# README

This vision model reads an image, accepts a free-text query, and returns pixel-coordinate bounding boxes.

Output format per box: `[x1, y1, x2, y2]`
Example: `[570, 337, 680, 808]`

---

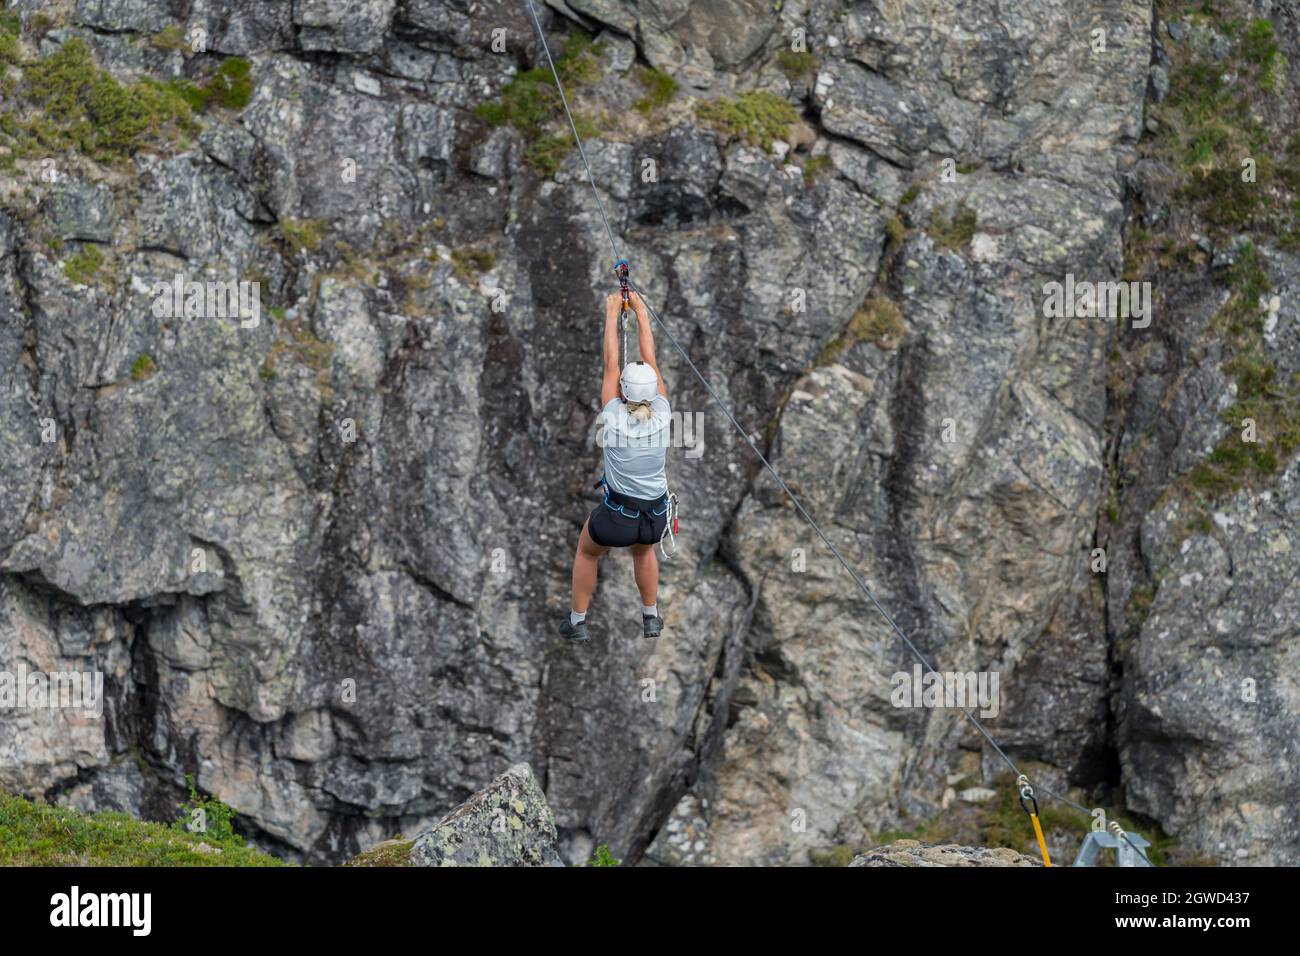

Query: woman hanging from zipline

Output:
[559, 288, 672, 645]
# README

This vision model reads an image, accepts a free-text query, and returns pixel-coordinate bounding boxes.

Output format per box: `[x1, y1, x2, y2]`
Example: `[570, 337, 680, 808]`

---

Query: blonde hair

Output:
[625, 399, 655, 423]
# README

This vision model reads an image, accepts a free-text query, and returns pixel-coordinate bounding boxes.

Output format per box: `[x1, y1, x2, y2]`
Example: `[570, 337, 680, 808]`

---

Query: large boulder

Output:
[409, 764, 563, 867]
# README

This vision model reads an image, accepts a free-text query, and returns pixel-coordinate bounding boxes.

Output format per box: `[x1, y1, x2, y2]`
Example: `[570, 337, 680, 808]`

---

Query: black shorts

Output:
[588, 487, 669, 548]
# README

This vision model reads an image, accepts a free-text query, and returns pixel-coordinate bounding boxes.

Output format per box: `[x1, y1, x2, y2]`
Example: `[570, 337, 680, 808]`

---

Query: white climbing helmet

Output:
[620, 361, 658, 403]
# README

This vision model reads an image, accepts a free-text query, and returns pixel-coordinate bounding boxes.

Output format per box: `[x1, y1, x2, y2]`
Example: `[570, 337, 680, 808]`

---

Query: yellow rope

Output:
[1029, 813, 1052, 867]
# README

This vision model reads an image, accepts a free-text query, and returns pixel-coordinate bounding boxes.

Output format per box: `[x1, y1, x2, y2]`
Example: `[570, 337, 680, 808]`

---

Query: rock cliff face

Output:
[0, 0, 1296, 865]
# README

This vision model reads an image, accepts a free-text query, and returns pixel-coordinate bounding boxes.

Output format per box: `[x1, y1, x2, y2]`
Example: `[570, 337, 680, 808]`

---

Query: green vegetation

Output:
[165, 58, 255, 113]
[1239, 17, 1284, 91]
[195, 57, 255, 110]
[586, 844, 621, 866]
[853, 297, 908, 349]
[30, 12, 58, 34]
[696, 91, 800, 150]
[1128, 583, 1156, 624]
[808, 844, 855, 867]
[62, 243, 105, 286]
[475, 32, 605, 175]
[884, 215, 907, 251]
[0, 14, 20, 65]
[0, 789, 284, 866]
[279, 217, 327, 253]
[802, 153, 831, 184]
[926, 202, 977, 250]
[1184, 244, 1300, 496]
[130, 353, 157, 381]
[807, 774, 1198, 866]
[343, 837, 414, 867]
[284, 321, 333, 371]
[899, 186, 920, 205]
[150, 25, 188, 53]
[1127, 5, 1300, 522]
[175, 774, 236, 843]
[451, 245, 496, 280]
[1167, 64, 1271, 228]
[817, 296, 907, 364]
[1154, 11, 1295, 236]
[11, 38, 196, 163]
[522, 112, 601, 177]
[1121, 227, 1200, 283]
[263, 318, 334, 387]
[777, 49, 818, 80]
[634, 66, 678, 114]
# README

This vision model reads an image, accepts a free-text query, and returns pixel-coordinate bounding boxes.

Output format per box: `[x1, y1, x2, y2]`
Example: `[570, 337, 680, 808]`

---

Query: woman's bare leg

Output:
[571, 519, 607, 614]
[630, 543, 658, 607]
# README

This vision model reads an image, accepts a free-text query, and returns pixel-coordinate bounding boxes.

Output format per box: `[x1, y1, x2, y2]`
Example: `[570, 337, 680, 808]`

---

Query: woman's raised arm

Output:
[630, 292, 667, 400]
[600, 293, 621, 406]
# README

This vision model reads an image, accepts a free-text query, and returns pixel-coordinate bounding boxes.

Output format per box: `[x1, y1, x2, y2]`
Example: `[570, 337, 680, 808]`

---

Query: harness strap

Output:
[595, 475, 670, 522]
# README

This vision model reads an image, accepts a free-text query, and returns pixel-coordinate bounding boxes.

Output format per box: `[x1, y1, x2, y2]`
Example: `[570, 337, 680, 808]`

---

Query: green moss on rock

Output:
[343, 838, 414, 867]
[62, 243, 105, 286]
[696, 91, 800, 150]
[474, 31, 604, 175]
[927, 203, 978, 250]
[14, 38, 195, 163]
[634, 66, 678, 113]
[131, 353, 157, 381]
[818, 295, 908, 364]
[279, 217, 328, 253]
[777, 49, 818, 79]
[451, 246, 496, 280]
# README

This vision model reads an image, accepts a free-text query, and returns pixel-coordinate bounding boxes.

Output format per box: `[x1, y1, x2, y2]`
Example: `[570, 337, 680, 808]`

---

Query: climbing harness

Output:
[1017, 775, 1052, 867]
[594, 475, 676, 556]
[594, 475, 664, 520]
[521, 0, 1152, 866]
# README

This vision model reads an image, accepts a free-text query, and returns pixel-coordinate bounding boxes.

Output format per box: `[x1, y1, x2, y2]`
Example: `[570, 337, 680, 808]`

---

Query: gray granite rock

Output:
[851, 840, 1041, 867]
[409, 763, 563, 866]
[0, 0, 1294, 870]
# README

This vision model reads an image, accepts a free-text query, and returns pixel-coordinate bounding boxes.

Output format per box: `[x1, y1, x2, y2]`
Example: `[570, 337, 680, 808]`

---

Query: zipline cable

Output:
[523, 0, 631, 365]
[522, 0, 621, 263]
[520, 0, 1152, 865]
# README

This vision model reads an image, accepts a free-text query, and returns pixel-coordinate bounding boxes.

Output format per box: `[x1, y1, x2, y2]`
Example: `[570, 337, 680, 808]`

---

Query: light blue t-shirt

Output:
[601, 395, 670, 500]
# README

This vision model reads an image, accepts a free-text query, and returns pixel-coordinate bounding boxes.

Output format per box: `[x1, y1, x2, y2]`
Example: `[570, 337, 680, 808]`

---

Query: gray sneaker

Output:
[642, 613, 663, 639]
[559, 617, 590, 644]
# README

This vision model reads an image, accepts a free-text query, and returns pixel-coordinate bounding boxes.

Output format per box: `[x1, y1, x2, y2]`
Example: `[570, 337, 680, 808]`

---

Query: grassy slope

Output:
[0, 792, 286, 866]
